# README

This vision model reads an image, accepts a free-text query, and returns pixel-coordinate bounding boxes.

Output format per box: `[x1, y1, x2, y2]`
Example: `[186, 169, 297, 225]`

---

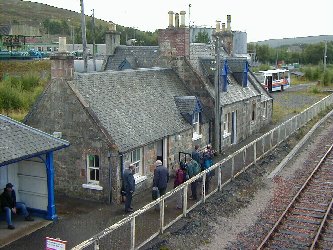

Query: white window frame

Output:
[130, 148, 142, 176]
[128, 148, 147, 184]
[263, 101, 268, 118]
[192, 112, 202, 140]
[86, 154, 100, 184]
[223, 112, 231, 137]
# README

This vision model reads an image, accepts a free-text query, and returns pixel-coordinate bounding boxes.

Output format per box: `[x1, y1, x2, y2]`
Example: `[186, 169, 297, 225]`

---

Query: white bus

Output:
[258, 69, 291, 92]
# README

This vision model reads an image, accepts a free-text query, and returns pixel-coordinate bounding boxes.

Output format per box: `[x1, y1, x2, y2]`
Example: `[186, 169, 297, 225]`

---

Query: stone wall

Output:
[25, 78, 120, 203]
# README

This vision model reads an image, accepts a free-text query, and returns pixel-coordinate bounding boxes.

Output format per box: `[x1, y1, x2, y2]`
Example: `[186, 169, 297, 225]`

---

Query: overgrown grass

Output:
[0, 73, 47, 121]
[301, 65, 333, 86]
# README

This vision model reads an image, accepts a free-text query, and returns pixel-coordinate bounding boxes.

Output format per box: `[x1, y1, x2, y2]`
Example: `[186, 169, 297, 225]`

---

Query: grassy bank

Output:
[0, 60, 50, 121]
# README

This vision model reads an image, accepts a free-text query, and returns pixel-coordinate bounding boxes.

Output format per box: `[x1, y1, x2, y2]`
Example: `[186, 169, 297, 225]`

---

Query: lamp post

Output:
[91, 9, 96, 71]
[67, 19, 75, 52]
[213, 33, 221, 153]
[71, 24, 75, 52]
[80, 0, 88, 72]
[324, 40, 327, 72]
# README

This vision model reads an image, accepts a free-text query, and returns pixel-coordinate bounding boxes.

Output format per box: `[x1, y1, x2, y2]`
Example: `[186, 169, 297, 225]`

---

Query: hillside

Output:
[256, 35, 333, 48]
[0, 0, 158, 45]
[0, 0, 108, 29]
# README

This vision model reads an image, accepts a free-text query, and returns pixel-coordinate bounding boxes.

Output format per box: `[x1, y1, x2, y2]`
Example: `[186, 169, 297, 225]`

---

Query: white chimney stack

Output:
[227, 15, 231, 31]
[175, 13, 179, 28]
[109, 22, 116, 31]
[58, 37, 67, 52]
[216, 20, 221, 32]
[180, 11, 186, 27]
[168, 11, 174, 27]
[222, 23, 226, 32]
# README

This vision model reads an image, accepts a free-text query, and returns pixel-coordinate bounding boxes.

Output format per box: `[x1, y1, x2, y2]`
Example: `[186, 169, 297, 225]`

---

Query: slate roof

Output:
[0, 115, 70, 167]
[174, 96, 202, 115]
[105, 46, 160, 70]
[72, 68, 193, 153]
[200, 57, 272, 105]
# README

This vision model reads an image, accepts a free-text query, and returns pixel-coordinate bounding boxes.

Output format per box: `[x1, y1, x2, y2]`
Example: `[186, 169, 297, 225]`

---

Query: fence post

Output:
[160, 199, 165, 233]
[231, 157, 235, 179]
[183, 185, 188, 217]
[218, 165, 222, 191]
[262, 137, 265, 154]
[254, 142, 257, 164]
[94, 239, 100, 250]
[243, 149, 246, 170]
[202, 173, 206, 202]
[270, 132, 273, 148]
[130, 217, 136, 250]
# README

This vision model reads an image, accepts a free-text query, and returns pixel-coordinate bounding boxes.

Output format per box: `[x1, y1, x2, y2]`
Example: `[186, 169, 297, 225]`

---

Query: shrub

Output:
[0, 85, 23, 111]
[21, 74, 41, 91]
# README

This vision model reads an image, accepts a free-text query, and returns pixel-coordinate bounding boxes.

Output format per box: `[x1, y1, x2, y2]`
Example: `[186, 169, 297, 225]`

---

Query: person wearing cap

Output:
[123, 162, 136, 213]
[0, 183, 34, 230]
[152, 160, 169, 198]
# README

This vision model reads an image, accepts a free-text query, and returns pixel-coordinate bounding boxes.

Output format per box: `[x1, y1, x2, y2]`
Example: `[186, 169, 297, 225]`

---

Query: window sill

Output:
[134, 175, 147, 184]
[192, 134, 202, 141]
[82, 183, 103, 191]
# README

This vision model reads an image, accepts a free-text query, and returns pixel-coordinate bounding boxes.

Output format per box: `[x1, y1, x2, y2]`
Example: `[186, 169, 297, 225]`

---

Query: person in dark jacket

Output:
[186, 157, 201, 200]
[0, 183, 34, 230]
[153, 160, 169, 198]
[191, 144, 202, 166]
[202, 144, 215, 193]
[123, 162, 136, 213]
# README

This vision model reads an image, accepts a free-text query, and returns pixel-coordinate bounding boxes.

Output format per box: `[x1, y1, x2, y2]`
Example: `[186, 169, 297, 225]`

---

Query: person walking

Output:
[123, 161, 135, 213]
[186, 157, 201, 200]
[173, 163, 186, 209]
[153, 160, 169, 198]
[0, 183, 34, 230]
[191, 144, 202, 166]
[202, 144, 215, 193]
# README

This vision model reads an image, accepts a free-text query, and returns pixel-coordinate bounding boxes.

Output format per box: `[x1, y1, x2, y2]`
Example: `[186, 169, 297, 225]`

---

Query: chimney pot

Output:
[215, 20, 221, 32]
[175, 13, 180, 28]
[227, 15, 231, 31]
[222, 23, 226, 32]
[180, 11, 186, 27]
[168, 11, 174, 28]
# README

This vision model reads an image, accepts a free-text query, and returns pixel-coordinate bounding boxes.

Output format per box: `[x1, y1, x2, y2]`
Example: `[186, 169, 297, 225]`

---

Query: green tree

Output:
[194, 31, 210, 44]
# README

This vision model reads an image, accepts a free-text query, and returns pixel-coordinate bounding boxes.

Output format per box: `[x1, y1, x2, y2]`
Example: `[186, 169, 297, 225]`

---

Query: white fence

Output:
[72, 94, 333, 250]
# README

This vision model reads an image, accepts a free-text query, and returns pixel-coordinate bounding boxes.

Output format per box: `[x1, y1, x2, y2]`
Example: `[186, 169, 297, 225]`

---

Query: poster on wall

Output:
[45, 237, 67, 250]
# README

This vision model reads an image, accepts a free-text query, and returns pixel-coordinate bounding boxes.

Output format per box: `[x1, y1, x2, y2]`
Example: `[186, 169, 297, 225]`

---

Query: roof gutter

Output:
[0, 144, 69, 167]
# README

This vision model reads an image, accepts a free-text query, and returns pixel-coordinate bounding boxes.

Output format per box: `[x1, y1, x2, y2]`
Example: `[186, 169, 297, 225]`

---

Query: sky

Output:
[25, 0, 333, 42]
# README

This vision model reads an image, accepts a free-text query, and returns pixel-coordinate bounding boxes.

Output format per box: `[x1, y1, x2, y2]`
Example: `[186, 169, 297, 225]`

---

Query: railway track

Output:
[257, 143, 333, 249]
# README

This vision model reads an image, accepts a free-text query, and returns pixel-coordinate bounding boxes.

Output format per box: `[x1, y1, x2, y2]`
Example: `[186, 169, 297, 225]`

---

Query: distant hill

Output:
[0, 0, 159, 45]
[0, 0, 109, 30]
[255, 35, 333, 48]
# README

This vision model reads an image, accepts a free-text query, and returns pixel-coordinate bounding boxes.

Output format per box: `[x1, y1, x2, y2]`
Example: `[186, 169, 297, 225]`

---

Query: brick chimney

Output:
[158, 11, 190, 58]
[50, 37, 74, 80]
[105, 22, 120, 55]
